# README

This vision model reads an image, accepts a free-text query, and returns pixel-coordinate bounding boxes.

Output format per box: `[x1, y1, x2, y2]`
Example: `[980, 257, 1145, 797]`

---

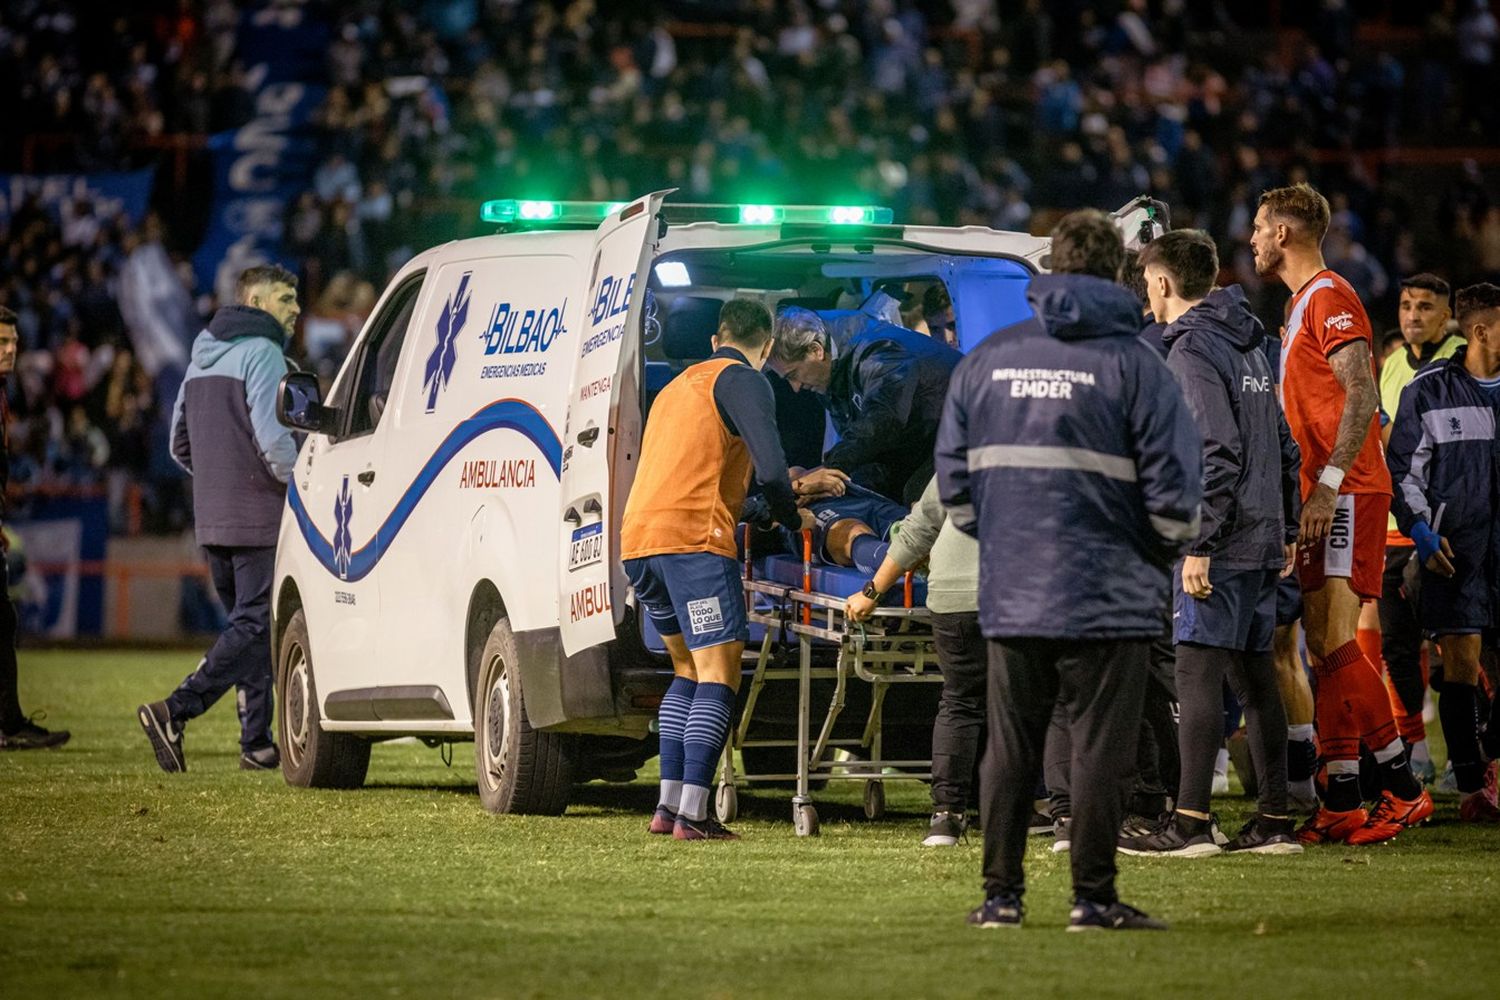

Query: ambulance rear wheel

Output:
[277, 609, 370, 789]
[474, 618, 575, 815]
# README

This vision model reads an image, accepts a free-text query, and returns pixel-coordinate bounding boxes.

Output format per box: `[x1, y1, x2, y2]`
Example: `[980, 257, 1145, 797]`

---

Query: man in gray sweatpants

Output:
[137, 264, 301, 773]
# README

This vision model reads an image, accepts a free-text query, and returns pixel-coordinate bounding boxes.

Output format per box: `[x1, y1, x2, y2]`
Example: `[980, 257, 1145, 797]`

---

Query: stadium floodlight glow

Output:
[737, 204, 784, 225]
[480, 199, 627, 224]
[654, 261, 692, 287]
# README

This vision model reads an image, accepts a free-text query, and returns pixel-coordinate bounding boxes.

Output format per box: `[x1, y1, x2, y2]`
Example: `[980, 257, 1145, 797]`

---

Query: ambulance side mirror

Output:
[277, 371, 337, 435]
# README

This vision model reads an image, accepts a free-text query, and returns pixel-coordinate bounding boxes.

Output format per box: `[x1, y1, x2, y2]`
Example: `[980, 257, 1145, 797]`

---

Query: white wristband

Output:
[1317, 466, 1345, 491]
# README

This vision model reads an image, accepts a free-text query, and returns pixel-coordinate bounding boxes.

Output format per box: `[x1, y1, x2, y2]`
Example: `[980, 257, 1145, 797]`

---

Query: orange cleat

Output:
[1345, 790, 1434, 845]
[1296, 807, 1368, 845]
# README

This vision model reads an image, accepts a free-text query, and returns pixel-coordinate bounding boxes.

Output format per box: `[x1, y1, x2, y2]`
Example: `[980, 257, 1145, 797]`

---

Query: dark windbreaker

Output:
[935, 273, 1203, 641]
[1163, 285, 1299, 569]
[1386, 347, 1500, 608]
[825, 320, 962, 502]
[170, 305, 296, 548]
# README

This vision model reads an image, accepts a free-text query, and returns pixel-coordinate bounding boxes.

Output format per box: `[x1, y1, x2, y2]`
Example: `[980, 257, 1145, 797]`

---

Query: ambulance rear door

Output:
[557, 192, 668, 656]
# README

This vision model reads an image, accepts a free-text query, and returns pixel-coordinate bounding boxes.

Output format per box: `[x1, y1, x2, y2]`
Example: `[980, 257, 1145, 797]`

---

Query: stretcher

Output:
[714, 527, 943, 837]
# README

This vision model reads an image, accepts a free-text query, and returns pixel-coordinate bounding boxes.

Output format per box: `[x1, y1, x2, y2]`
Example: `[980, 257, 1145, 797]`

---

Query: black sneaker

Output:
[136, 701, 185, 773]
[1119, 812, 1162, 839]
[1224, 815, 1304, 855]
[922, 810, 967, 847]
[1117, 814, 1222, 858]
[0, 717, 70, 750]
[239, 744, 280, 771]
[1068, 899, 1169, 931]
[966, 893, 1023, 929]
[1051, 815, 1071, 853]
[1027, 810, 1054, 836]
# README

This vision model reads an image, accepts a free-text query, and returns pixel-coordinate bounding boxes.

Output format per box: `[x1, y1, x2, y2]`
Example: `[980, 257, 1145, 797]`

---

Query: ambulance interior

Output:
[630, 244, 1037, 638]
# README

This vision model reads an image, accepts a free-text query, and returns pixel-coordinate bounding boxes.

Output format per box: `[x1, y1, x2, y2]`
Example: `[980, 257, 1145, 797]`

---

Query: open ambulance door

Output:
[557, 191, 669, 656]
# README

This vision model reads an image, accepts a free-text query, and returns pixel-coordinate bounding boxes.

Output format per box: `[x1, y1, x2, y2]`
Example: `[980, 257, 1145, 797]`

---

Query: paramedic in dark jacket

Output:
[1386, 282, 1500, 823]
[769, 307, 961, 503]
[1117, 231, 1303, 859]
[136, 264, 301, 773]
[936, 210, 1202, 932]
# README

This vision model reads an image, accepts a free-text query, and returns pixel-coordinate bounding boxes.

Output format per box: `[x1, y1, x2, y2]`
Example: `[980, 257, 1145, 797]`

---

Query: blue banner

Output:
[193, 2, 329, 300]
[0, 169, 155, 225]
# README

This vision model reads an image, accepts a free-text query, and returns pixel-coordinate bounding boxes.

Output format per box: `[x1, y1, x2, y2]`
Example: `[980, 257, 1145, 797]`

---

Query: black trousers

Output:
[1175, 643, 1288, 817]
[1378, 546, 1424, 722]
[928, 611, 986, 813]
[981, 637, 1149, 905]
[0, 561, 24, 732]
[164, 545, 275, 752]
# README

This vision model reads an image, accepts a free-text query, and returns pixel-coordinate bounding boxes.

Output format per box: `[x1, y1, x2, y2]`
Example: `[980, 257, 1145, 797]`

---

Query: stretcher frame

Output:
[715, 529, 943, 836]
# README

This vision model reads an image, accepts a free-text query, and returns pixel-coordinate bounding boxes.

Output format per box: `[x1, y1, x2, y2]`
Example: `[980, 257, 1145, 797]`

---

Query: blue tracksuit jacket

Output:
[935, 273, 1203, 640]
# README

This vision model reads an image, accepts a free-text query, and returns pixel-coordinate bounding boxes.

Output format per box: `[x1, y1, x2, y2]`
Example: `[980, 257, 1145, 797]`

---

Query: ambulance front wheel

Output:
[474, 618, 576, 815]
[277, 608, 370, 789]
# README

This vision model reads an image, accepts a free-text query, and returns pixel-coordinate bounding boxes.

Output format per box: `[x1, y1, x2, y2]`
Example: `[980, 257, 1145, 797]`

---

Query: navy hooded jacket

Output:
[1163, 286, 1300, 570]
[170, 305, 297, 548]
[825, 320, 962, 502]
[935, 273, 1203, 641]
[1386, 346, 1500, 599]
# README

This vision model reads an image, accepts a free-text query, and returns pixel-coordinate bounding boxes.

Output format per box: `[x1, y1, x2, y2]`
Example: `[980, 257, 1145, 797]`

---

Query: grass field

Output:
[3, 651, 1497, 999]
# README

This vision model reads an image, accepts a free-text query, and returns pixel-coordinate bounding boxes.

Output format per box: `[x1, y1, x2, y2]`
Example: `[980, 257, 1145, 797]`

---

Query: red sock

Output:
[1318, 640, 1401, 755]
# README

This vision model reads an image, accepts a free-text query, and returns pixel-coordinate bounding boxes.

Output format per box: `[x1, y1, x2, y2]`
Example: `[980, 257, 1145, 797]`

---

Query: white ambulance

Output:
[272, 193, 1165, 814]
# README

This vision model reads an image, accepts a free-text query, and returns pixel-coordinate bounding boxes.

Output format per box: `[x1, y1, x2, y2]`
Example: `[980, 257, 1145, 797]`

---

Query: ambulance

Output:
[272, 192, 1166, 814]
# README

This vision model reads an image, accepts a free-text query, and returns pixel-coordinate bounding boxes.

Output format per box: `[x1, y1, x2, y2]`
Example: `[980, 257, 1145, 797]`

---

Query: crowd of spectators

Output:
[3, 0, 1500, 535]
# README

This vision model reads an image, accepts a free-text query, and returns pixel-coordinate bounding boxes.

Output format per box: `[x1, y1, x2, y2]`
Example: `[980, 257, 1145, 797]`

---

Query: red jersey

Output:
[1278, 269, 1392, 500]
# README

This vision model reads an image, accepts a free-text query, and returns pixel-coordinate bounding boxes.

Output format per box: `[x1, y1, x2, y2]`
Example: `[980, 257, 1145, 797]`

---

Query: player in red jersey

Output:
[1250, 184, 1434, 845]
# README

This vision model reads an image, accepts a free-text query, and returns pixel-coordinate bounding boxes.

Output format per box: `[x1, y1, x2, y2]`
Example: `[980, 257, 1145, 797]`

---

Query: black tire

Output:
[277, 608, 371, 789]
[473, 617, 576, 815]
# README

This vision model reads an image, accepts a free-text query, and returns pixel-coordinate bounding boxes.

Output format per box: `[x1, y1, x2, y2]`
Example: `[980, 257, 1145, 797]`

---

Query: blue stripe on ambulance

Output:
[287, 398, 563, 581]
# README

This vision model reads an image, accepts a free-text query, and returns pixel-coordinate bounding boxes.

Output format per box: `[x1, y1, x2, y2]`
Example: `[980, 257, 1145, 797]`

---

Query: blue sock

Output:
[849, 534, 889, 575]
[657, 676, 696, 811]
[680, 681, 737, 821]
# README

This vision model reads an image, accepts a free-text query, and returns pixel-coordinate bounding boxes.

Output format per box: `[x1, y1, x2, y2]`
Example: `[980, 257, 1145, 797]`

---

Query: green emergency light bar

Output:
[480, 199, 627, 224]
[479, 199, 894, 227]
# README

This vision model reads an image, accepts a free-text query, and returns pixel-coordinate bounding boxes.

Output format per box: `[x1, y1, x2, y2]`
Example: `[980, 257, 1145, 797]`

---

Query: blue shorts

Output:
[1275, 572, 1301, 628]
[1174, 565, 1279, 653]
[624, 552, 748, 651]
[808, 484, 908, 555]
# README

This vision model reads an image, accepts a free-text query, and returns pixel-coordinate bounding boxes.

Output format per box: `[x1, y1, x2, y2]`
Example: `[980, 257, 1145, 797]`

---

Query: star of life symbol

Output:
[424, 271, 472, 412]
[333, 475, 354, 580]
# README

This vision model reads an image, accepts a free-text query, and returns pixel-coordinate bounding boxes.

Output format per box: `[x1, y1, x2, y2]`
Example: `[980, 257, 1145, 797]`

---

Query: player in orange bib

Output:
[1249, 183, 1434, 845]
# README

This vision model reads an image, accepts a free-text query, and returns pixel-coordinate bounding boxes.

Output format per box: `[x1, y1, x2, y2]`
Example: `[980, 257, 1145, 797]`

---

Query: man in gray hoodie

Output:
[137, 264, 300, 773]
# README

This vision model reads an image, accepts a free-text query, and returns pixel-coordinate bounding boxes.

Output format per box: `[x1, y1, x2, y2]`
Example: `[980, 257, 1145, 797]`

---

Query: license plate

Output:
[568, 522, 604, 571]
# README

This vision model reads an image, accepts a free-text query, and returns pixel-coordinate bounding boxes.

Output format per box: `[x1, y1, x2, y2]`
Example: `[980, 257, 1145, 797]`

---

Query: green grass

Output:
[3, 652, 1497, 999]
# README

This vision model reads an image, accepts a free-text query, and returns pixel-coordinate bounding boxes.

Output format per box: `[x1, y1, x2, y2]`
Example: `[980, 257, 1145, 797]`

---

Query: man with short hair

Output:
[137, 264, 301, 773]
[1250, 183, 1433, 844]
[939, 209, 1202, 930]
[1375, 274, 1463, 782]
[0, 305, 70, 750]
[769, 304, 961, 504]
[622, 299, 814, 840]
[1118, 229, 1302, 857]
[1386, 282, 1500, 823]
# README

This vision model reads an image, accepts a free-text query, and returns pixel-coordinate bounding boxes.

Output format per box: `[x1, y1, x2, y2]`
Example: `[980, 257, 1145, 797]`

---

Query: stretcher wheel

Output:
[863, 779, 886, 820]
[793, 801, 820, 837]
[716, 781, 738, 824]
